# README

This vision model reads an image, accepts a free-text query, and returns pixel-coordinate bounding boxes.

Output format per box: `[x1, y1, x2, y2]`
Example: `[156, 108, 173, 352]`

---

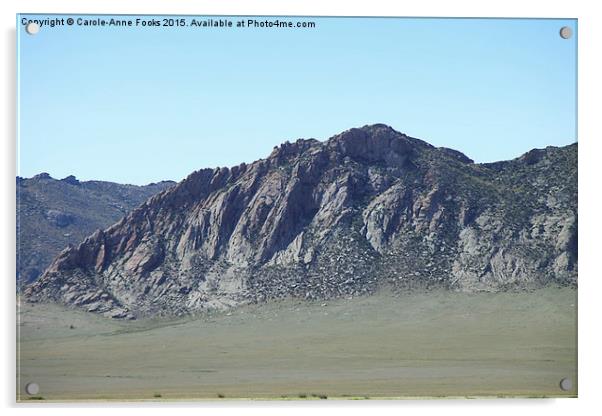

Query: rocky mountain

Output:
[17, 174, 175, 287]
[24, 125, 577, 319]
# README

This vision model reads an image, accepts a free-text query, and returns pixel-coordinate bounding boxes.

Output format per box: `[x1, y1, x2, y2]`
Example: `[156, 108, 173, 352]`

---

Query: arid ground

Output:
[17, 287, 577, 401]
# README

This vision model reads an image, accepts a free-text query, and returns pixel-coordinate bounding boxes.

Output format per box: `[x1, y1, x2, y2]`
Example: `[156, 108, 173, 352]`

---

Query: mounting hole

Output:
[559, 26, 572, 39]
[25, 382, 40, 395]
[25, 22, 40, 35]
[559, 378, 573, 391]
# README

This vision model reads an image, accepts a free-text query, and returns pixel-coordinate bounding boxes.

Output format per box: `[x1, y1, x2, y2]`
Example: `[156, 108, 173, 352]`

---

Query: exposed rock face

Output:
[16, 175, 175, 286]
[24, 125, 577, 318]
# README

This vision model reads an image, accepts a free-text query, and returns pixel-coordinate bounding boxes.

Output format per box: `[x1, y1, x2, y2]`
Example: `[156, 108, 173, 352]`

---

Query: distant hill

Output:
[24, 125, 577, 319]
[17, 173, 175, 287]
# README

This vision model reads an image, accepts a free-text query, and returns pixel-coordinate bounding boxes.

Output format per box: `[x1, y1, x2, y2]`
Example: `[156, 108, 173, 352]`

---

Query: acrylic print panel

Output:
[16, 14, 577, 401]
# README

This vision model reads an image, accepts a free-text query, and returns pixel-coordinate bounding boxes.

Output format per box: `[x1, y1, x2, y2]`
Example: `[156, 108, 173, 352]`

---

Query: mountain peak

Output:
[24, 126, 577, 319]
[60, 175, 81, 186]
[32, 172, 53, 180]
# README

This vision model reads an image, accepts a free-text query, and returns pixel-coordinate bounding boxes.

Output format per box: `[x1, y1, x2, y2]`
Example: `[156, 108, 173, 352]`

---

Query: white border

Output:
[2, 1, 601, 415]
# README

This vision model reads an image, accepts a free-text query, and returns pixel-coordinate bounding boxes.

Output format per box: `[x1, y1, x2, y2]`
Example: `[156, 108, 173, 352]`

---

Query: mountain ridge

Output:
[16, 174, 175, 287]
[24, 124, 577, 319]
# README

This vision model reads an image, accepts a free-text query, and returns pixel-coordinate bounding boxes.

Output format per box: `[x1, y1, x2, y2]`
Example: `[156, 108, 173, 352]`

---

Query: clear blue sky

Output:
[18, 15, 577, 185]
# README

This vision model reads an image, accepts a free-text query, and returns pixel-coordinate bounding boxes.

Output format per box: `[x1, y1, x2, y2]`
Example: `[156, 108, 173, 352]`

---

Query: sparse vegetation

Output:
[18, 288, 576, 400]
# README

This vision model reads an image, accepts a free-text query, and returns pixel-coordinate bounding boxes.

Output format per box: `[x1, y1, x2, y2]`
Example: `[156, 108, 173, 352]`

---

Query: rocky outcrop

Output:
[16, 174, 175, 286]
[45, 210, 74, 228]
[24, 125, 577, 318]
